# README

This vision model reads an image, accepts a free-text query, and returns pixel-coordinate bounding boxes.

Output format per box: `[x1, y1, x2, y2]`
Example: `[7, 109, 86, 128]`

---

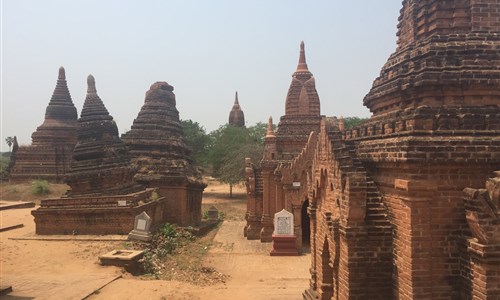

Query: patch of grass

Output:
[0, 155, 10, 180]
[31, 180, 51, 195]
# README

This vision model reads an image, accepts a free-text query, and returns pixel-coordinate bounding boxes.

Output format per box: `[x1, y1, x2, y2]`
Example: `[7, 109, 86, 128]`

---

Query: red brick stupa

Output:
[122, 81, 206, 226]
[9, 67, 78, 182]
[32, 75, 169, 235]
[64, 75, 141, 196]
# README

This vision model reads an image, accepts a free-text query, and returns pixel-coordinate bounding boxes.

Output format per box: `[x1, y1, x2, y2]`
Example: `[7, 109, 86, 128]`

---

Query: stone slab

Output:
[99, 250, 144, 267]
[1, 274, 121, 300]
[0, 201, 35, 211]
[0, 224, 23, 232]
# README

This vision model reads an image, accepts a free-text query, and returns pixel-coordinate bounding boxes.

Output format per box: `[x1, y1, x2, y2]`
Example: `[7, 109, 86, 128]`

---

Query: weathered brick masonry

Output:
[122, 81, 206, 226]
[10, 67, 78, 183]
[32, 75, 168, 234]
[301, 0, 500, 299]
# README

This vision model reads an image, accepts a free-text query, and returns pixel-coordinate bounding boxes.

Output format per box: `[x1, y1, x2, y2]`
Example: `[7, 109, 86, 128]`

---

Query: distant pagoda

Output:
[10, 67, 78, 183]
[228, 91, 245, 127]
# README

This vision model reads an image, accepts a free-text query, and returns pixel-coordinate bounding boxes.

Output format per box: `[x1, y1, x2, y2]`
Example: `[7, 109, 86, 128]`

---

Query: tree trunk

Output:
[229, 184, 233, 198]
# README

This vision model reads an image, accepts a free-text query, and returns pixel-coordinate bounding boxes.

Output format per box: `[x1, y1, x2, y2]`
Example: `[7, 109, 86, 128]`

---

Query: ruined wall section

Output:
[463, 171, 500, 299]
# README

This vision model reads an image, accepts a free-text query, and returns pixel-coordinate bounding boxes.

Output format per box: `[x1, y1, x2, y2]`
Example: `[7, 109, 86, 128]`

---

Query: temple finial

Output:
[87, 75, 97, 94]
[58, 67, 66, 80]
[266, 116, 275, 137]
[339, 115, 345, 131]
[296, 41, 308, 72]
[235, 91, 239, 104]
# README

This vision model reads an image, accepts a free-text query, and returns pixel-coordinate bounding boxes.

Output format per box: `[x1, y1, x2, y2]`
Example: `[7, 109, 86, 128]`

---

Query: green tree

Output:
[343, 117, 369, 129]
[5, 136, 14, 152]
[180, 120, 211, 168]
[208, 124, 265, 197]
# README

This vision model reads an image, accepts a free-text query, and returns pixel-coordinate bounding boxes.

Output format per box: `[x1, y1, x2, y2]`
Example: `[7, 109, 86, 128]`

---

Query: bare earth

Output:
[0, 180, 309, 300]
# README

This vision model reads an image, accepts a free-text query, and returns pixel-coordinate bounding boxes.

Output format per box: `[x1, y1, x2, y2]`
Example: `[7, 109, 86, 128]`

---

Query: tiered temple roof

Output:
[9, 67, 78, 182]
[65, 75, 140, 196]
[122, 81, 203, 184]
[273, 42, 322, 159]
[364, 0, 500, 115]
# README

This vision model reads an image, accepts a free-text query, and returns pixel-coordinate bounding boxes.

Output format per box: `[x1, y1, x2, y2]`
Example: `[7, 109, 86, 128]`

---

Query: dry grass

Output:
[0, 181, 69, 204]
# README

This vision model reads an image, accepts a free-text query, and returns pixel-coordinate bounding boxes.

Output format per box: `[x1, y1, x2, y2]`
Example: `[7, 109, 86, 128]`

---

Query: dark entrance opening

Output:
[301, 199, 311, 246]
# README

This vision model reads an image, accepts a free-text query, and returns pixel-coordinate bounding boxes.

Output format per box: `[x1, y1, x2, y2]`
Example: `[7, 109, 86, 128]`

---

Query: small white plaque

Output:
[137, 219, 147, 231]
[292, 182, 301, 187]
[277, 216, 291, 235]
[273, 209, 294, 236]
[118, 200, 127, 206]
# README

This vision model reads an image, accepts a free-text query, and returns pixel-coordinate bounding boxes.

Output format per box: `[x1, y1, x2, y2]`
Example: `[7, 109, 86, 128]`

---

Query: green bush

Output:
[31, 180, 51, 195]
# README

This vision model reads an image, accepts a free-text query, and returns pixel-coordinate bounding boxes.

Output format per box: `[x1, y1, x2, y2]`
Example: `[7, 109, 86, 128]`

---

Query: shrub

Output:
[31, 180, 51, 195]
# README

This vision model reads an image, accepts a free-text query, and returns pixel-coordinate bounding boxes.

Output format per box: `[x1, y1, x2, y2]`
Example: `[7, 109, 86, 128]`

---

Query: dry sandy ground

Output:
[0, 181, 310, 300]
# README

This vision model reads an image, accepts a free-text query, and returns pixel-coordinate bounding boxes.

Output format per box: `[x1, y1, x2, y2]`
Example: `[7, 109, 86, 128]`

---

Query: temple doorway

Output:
[301, 199, 311, 248]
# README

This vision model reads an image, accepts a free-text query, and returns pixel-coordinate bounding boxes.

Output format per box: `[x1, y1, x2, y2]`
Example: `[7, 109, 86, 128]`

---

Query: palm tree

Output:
[5, 137, 14, 152]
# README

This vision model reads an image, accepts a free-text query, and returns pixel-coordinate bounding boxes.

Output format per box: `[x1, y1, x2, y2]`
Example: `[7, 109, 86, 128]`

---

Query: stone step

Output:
[365, 213, 388, 219]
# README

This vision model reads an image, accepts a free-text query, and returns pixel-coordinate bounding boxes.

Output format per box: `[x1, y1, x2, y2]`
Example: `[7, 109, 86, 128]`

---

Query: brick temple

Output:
[245, 1, 500, 299]
[121, 81, 206, 226]
[32, 75, 169, 235]
[228, 91, 245, 127]
[244, 41, 322, 244]
[9, 67, 78, 183]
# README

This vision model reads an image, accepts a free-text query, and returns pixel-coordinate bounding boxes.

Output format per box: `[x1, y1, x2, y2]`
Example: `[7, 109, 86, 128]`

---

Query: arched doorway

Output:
[301, 199, 311, 248]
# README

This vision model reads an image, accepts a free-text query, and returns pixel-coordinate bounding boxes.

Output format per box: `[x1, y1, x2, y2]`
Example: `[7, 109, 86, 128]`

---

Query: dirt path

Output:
[91, 220, 310, 300]
[0, 181, 310, 299]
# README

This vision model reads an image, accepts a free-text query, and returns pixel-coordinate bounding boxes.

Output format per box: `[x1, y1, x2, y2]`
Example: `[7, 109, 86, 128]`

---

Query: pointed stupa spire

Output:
[58, 66, 66, 80]
[296, 41, 309, 72]
[80, 74, 111, 120]
[47, 66, 75, 107]
[232, 91, 241, 109]
[87, 74, 97, 94]
[266, 116, 275, 137]
[40, 66, 78, 124]
[285, 42, 320, 116]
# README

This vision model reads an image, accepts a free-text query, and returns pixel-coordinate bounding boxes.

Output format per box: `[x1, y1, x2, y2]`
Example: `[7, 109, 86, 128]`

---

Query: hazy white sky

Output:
[1, 0, 402, 147]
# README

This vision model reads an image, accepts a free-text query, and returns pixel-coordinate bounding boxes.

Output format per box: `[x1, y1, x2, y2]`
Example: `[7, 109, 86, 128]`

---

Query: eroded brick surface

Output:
[121, 81, 206, 226]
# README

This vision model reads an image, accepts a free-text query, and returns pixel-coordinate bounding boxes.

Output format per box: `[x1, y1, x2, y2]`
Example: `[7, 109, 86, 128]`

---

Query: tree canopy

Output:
[180, 120, 211, 168]
[180, 120, 268, 196]
[5, 137, 14, 152]
[207, 124, 265, 193]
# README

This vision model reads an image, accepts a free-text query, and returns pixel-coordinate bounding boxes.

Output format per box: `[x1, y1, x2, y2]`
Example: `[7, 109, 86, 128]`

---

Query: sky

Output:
[1, 0, 402, 148]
